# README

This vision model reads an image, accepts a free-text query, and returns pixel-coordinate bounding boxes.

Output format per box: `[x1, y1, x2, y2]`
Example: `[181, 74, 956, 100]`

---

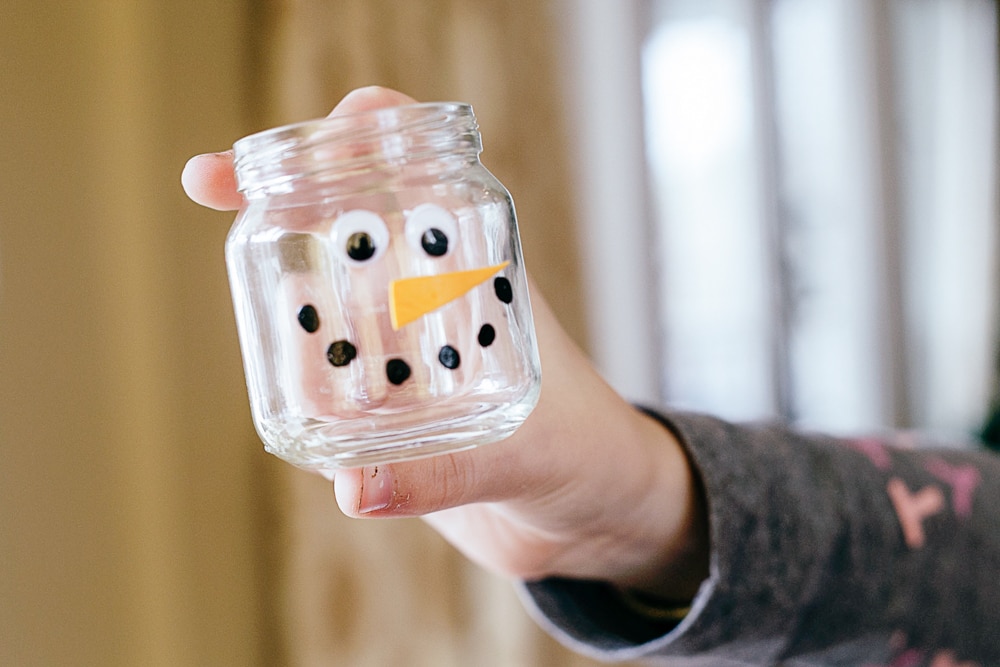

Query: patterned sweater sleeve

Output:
[518, 410, 1000, 666]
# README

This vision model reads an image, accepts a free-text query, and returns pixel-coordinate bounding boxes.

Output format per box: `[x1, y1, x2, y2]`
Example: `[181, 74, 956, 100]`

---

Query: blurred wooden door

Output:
[0, 1, 280, 664]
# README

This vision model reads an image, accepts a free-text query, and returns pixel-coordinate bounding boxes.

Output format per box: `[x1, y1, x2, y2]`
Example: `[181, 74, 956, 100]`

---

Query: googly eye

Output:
[331, 210, 390, 265]
[405, 204, 458, 258]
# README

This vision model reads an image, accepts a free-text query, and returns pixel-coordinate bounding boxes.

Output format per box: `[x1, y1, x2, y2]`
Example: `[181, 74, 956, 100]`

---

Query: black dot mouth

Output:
[327, 340, 357, 367]
[477, 324, 496, 347]
[320, 320, 500, 386]
[386, 358, 412, 385]
[298, 304, 321, 333]
[494, 277, 513, 304]
[438, 345, 460, 369]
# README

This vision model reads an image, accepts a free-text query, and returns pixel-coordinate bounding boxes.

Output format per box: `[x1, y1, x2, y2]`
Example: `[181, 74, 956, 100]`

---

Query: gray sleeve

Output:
[518, 410, 1000, 666]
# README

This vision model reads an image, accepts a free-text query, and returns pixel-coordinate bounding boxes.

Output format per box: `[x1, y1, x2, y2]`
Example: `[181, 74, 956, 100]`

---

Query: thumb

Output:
[330, 285, 620, 519]
[332, 436, 551, 517]
[181, 150, 242, 211]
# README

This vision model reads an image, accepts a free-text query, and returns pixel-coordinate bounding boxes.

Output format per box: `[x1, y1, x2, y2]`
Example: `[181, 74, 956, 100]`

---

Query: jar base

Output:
[256, 398, 537, 471]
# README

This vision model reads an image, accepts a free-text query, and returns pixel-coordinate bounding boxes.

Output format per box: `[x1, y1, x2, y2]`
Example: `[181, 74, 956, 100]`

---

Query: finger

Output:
[182, 87, 419, 211]
[327, 85, 419, 116]
[180, 150, 243, 211]
[333, 435, 552, 518]
[331, 285, 633, 518]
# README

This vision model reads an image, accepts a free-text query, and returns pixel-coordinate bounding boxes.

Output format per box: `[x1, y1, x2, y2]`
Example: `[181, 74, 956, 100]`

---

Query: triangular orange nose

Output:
[389, 261, 509, 330]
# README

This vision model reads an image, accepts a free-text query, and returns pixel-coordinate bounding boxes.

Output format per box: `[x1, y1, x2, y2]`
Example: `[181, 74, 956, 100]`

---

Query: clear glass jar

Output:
[226, 103, 541, 472]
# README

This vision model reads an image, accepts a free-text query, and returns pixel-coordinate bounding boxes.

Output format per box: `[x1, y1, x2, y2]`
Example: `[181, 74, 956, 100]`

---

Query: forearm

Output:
[522, 410, 1000, 664]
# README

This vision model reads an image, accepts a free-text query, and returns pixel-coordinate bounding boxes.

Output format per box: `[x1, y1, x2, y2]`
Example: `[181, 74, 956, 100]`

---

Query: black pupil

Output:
[420, 228, 449, 256]
[347, 232, 376, 261]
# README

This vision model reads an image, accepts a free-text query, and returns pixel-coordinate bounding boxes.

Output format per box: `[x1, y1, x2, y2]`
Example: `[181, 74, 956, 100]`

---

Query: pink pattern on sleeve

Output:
[867, 645, 981, 667]
[925, 457, 981, 519]
[847, 438, 894, 470]
[929, 649, 980, 666]
[886, 478, 946, 549]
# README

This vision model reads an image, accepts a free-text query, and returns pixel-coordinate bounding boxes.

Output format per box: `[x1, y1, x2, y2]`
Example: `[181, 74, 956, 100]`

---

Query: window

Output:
[561, 0, 999, 436]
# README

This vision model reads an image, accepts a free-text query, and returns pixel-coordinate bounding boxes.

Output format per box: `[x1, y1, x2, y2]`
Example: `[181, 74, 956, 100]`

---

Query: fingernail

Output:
[358, 465, 393, 514]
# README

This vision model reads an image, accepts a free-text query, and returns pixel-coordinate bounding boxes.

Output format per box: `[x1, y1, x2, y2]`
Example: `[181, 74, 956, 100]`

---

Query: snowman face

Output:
[279, 202, 524, 419]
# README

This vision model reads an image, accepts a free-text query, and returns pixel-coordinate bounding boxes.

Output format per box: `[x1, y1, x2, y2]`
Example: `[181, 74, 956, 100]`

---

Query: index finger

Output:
[180, 86, 420, 211]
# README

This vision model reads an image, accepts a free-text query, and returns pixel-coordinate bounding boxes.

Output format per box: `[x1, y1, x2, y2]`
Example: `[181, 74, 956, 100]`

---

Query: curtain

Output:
[260, 1, 617, 665]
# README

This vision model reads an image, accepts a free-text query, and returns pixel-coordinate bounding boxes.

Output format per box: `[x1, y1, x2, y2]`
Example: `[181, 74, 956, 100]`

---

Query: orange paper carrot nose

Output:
[389, 261, 509, 330]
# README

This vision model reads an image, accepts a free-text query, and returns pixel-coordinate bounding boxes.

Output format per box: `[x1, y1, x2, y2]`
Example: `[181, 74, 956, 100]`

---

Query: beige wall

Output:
[0, 2, 622, 665]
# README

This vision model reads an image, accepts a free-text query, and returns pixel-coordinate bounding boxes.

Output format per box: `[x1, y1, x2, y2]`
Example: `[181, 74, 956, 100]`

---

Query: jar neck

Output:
[233, 103, 482, 198]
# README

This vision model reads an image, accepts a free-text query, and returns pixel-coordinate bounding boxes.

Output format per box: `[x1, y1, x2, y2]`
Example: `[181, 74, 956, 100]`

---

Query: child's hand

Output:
[182, 85, 708, 601]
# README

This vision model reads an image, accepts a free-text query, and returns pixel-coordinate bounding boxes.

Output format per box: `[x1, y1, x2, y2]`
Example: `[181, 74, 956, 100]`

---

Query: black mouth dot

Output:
[298, 305, 320, 333]
[327, 340, 357, 367]
[478, 324, 496, 347]
[438, 345, 461, 370]
[494, 277, 513, 304]
[386, 358, 412, 385]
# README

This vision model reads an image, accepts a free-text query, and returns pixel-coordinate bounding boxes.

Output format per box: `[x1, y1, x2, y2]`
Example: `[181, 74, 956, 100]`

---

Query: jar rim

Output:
[233, 101, 474, 158]
[232, 102, 480, 195]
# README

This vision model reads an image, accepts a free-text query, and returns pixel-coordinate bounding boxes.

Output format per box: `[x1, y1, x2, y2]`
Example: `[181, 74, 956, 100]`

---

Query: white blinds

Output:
[562, 0, 998, 436]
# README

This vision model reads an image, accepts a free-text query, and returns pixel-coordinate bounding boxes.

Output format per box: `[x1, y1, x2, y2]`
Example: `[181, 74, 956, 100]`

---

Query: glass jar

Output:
[226, 103, 541, 472]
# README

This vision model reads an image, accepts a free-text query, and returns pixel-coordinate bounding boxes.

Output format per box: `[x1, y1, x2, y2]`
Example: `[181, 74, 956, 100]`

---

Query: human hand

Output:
[182, 86, 708, 601]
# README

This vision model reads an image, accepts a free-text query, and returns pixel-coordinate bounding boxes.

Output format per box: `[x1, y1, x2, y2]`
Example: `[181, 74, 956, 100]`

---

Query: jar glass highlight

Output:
[226, 103, 541, 472]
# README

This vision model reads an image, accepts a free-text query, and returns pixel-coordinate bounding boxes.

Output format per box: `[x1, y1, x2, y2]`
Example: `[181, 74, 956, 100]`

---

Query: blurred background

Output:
[1, 1, 996, 665]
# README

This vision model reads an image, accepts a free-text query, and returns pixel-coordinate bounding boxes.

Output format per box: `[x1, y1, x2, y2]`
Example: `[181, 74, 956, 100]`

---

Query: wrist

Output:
[611, 407, 709, 602]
